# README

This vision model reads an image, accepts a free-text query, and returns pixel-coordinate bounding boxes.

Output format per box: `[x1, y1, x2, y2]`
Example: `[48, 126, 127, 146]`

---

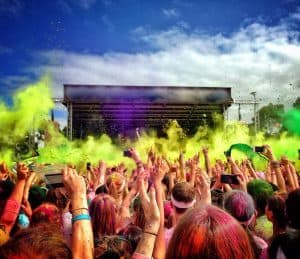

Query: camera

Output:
[224, 150, 231, 157]
[123, 150, 131, 157]
[44, 173, 64, 189]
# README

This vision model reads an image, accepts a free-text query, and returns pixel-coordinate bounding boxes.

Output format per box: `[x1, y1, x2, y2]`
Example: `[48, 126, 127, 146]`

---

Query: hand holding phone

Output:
[254, 146, 265, 153]
[44, 173, 64, 188]
[220, 174, 239, 185]
[123, 150, 132, 157]
[86, 162, 91, 171]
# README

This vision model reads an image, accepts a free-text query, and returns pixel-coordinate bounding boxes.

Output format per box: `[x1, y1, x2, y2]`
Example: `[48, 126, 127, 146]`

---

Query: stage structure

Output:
[63, 85, 233, 140]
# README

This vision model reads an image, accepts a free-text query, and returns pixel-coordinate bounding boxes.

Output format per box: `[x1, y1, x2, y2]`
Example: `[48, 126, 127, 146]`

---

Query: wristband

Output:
[72, 208, 89, 216]
[72, 214, 91, 224]
[271, 161, 280, 168]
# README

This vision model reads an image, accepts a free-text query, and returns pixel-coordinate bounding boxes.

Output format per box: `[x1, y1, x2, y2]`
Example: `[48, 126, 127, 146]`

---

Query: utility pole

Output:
[250, 92, 257, 134]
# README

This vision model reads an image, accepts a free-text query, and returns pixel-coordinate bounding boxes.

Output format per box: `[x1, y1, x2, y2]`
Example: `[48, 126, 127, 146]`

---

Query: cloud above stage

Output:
[33, 9, 300, 120]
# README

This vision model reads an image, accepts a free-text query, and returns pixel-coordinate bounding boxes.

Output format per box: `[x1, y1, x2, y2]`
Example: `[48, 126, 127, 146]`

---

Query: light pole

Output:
[250, 92, 257, 134]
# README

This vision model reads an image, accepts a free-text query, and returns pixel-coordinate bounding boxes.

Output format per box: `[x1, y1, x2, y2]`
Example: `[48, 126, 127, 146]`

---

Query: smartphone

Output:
[86, 162, 91, 171]
[44, 173, 64, 188]
[28, 163, 35, 172]
[224, 150, 231, 157]
[123, 150, 131, 157]
[254, 146, 264, 153]
[220, 174, 239, 185]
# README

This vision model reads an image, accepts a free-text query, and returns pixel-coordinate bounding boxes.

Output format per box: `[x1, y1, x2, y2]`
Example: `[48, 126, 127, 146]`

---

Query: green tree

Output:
[258, 103, 284, 134]
[293, 97, 300, 109]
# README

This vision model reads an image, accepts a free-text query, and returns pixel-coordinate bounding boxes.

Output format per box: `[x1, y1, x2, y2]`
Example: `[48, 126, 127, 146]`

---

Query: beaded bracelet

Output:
[72, 214, 91, 224]
[72, 207, 88, 213]
[143, 231, 157, 237]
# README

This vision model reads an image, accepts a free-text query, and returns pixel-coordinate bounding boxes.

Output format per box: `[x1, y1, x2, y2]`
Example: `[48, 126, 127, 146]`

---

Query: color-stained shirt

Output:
[255, 215, 273, 242]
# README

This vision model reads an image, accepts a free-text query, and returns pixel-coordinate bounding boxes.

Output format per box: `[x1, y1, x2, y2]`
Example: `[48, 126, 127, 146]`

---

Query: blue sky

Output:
[0, 0, 300, 125]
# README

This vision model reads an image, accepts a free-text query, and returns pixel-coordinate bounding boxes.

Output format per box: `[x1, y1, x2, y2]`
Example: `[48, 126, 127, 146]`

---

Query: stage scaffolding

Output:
[63, 85, 233, 140]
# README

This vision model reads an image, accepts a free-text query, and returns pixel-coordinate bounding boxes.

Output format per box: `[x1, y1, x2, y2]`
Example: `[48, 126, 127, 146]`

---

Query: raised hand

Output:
[0, 161, 9, 181]
[62, 167, 86, 198]
[17, 162, 29, 180]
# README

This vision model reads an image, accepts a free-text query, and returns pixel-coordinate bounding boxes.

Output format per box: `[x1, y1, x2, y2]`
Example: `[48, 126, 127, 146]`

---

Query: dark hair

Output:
[0, 224, 71, 259]
[286, 188, 300, 230]
[133, 197, 146, 229]
[95, 184, 108, 195]
[45, 187, 69, 210]
[0, 178, 14, 201]
[166, 205, 255, 259]
[95, 235, 132, 259]
[211, 189, 225, 208]
[28, 186, 47, 210]
[119, 225, 143, 251]
[247, 179, 273, 216]
[267, 194, 287, 234]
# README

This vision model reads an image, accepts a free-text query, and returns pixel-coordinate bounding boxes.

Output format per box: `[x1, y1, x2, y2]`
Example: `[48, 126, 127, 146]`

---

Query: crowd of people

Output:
[0, 144, 299, 258]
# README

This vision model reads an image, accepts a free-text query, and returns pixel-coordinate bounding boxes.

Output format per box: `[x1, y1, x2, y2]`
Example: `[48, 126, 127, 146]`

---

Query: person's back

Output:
[269, 188, 300, 259]
[224, 190, 268, 259]
[247, 179, 274, 241]
[165, 182, 195, 247]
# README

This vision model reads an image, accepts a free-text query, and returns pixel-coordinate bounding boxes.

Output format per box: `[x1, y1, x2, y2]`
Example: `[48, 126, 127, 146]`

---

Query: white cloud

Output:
[290, 6, 300, 20]
[29, 10, 300, 123]
[162, 8, 180, 18]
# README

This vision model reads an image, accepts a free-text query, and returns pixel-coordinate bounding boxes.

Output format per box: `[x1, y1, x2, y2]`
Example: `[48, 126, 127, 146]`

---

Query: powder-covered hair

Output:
[223, 190, 255, 223]
[166, 205, 255, 259]
[31, 202, 62, 227]
[247, 179, 274, 216]
[89, 194, 118, 239]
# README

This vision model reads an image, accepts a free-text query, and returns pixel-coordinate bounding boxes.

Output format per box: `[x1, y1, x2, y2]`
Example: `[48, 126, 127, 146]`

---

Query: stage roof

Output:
[63, 85, 233, 138]
[64, 85, 233, 105]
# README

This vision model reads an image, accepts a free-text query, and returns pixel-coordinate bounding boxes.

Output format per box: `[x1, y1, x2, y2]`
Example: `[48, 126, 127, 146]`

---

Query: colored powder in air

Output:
[282, 108, 300, 135]
[0, 78, 300, 172]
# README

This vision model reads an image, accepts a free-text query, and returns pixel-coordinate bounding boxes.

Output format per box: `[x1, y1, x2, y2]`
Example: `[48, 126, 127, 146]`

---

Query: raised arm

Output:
[245, 159, 258, 179]
[178, 151, 186, 182]
[202, 147, 212, 178]
[133, 169, 160, 259]
[62, 167, 94, 259]
[151, 159, 166, 259]
[0, 162, 28, 235]
[263, 145, 286, 192]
